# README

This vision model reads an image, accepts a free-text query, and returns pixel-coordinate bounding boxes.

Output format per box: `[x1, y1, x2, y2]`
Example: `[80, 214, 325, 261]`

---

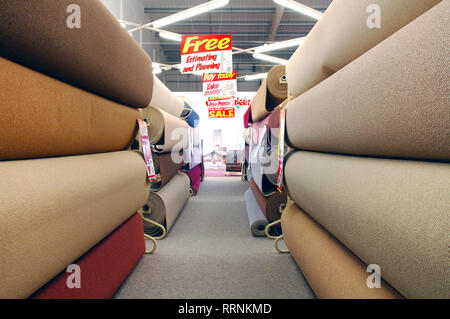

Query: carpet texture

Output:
[115, 177, 314, 299]
[150, 76, 185, 117]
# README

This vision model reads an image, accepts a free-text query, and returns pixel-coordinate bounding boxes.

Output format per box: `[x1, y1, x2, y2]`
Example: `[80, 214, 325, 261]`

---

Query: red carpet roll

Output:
[185, 165, 203, 186]
[250, 178, 286, 223]
[191, 176, 202, 196]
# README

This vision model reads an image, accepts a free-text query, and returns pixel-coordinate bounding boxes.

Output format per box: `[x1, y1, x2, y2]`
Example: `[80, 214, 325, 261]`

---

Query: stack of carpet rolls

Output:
[243, 65, 288, 237]
[0, 0, 153, 299]
[225, 150, 244, 173]
[139, 79, 202, 236]
[242, 127, 252, 181]
[281, 0, 449, 299]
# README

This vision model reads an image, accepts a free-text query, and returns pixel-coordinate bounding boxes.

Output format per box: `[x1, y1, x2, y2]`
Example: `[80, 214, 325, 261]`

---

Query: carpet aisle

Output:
[115, 177, 315, 299]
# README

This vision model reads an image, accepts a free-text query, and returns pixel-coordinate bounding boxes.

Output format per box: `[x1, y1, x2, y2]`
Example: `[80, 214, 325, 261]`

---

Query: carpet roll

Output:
[143, 172, 190, 236]
[282, 203, 400, 299]
[249, 179, 286, 223]
[286, 0, 442, 98]
[251, 65, 287, 122]
[251, 116, 270, 146]
[284, 151, 450, 299]
[0, 151, 150, 299]
[244, 189, 269, 237]
[32, 213, 145, 299]
[186, 165, 203, 186]
[181, 102, 200, 128]
[142, 106, 189, 153]
[243, 106, 252, 128]
[150, 76, 185, 117]
[286, 2, 449, 162]
[191, 176, 201, 196]
[0, 0, 153, 108]
[151, 151, 184, 191]
[0, 57, 139, 161]
[243, 128, 252, 145]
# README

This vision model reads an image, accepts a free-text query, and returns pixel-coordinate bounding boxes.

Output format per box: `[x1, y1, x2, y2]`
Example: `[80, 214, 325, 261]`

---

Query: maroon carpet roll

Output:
[32, 213, 145, 299]
[243, 106, 252, 128]
[200, 162, 205, 181]
[151, 151, 184, 191]
[185, 165, 203, 186]
[250, 178, 287, 223]
[191, 176, 202, 196]
[0, 0, 153, 108]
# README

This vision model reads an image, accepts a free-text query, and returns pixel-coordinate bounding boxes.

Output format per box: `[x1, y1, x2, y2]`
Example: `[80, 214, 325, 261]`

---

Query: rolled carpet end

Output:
[245, 189, 268, 237]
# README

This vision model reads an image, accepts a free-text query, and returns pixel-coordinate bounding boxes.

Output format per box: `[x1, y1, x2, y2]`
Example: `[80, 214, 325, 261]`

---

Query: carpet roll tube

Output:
[249, 178, 286, 223]
[282, 203, 400, 299]
[0, 151, 150, 299]
[0, 0, 153, 108]
[143, 172, 190, 236]
[151, 151, 184, 191]
[244, 189, 269, 237]
[181, 102, 200, 128]
[284, 151, 450, 299]
[286, 0, 441, 99]
[32, 213, 145, 299]
[150, 76, 185, 117]
[285, 2, 450, 162]
[251, 65, 287, 122]
[142, 106, 189, 153]
[0, 57, 140, 161]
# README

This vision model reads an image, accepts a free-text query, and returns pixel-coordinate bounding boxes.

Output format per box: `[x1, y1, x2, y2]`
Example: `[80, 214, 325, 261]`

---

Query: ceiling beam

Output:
[268, 6, 285, 42]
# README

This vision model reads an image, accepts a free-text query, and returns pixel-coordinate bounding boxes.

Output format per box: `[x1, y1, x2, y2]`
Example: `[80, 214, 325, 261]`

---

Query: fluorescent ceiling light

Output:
[245, 73, 268, 81]
[253, 53, 288, 65]
[152, 63, 160, 69]
[159, 31, 182, 42]
[254, 37, 305, 53]
[120, 22, 127, 28]
[152, 0, 230, 29]
[153, 68, 162, 75]
[273, 0, 323, 20]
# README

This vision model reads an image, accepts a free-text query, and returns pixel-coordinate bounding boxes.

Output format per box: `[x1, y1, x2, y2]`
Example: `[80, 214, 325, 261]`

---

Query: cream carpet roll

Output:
[286, 1, 449, 162]
[150, 76, 186, 117]
[0, 151, 150, 299]
[0, 0, 154, 108]
[284, 151, 450, 299]
[0, 57, 139, 161]
[286, 0, 442, 98]
[251, 65, 287, 122]
[282, 203, 400, 299]
[142, 106, 189, 153]
[143, 172, 190, 236]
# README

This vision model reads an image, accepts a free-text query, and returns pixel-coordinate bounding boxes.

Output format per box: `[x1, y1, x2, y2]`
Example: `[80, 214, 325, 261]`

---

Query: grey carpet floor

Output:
[114, 177, 315, 299]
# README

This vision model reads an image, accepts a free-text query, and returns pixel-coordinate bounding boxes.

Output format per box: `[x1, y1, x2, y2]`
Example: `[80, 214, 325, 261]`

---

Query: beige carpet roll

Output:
[143, 172, 190, 236]
[286, 2, 449, 162]
[0, 57, 140, 161]
[284, 151, 450, 299]
[142, 106, 189, 153]
[282, 203, 400, 299]
[251, 65, 287, 122]
[0, 151, 150, 299]
[0, 0, 153, 108]
[150, 76, 186, 117]
[286, 0, 442, 98]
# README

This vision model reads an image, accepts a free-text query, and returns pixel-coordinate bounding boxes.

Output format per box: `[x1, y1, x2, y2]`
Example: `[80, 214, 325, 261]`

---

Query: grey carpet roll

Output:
[143, 172, 190, 237]
[0, 0, 153, 108]
[286, 0, 442, 99]
[284, 151, 450, 299]
[245, 189, 269, 237]
[285, 1, 449, 162]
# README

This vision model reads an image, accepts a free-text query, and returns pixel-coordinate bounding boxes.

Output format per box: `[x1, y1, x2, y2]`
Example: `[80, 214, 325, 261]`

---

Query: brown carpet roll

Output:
[251, 65, 287, 122]
[284, 151, 450, 299]
[0, 57, 139, 161]
[250, 178, 286, 223]
[282, 203, 401, 299]
[143, 172, 190, 236]
[151, 151, 184, 191]
[0, 0, 153, 108]
[150, 76, 186, 117]
[286, 0, 442, 98]
[0, 151, 150, 299]
[141, 106, 189, 153]
[286, 1, 449, 162]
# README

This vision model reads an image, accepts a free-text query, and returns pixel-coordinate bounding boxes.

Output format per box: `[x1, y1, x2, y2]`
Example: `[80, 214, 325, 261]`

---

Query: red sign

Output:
[208, 107, 235, 118]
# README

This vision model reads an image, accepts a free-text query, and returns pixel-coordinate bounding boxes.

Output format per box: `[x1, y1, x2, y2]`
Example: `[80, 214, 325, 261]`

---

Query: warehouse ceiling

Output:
[133, 0, 333, 91]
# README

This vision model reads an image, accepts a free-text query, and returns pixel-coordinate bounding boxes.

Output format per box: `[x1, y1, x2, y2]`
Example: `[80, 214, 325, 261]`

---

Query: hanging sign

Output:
[181, 35, 233, 74]
[205, 97, 234, 108]
[203, 71, 237, 100]
[233, 97, 252, 109]
[208, 107, 235, 118]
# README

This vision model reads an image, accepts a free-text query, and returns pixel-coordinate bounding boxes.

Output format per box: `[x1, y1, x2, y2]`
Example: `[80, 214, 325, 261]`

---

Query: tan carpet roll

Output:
[284, 151, 450, 299]
[0, 151, 150, 299]
[286, 2, 449, 162]
[150, 76, 186, 117]
[282, 203, 400, 299]
[142, 106, 189, 153]
[286, 0, 442, 98]
[0, 57, 140, 161]
[251, 65, 287, 122]
[143, 172, 190, 236]
[0, 0, 153, 108]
